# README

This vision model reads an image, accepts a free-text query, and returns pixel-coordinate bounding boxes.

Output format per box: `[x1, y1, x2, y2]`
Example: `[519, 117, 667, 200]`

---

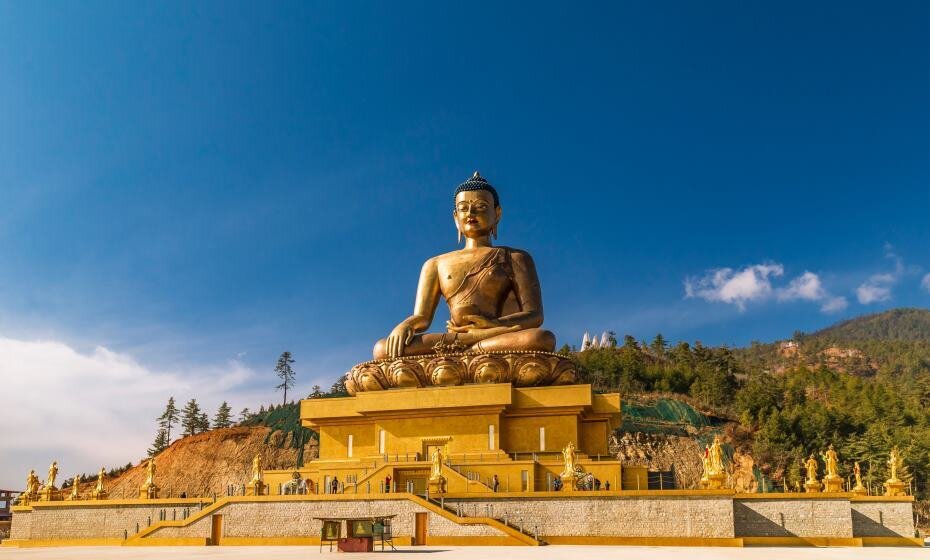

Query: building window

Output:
[348, 434, 354, 458]
[539, 427, 546, 451]
[488, 424, 495, 450]
[379, 429, 386, 454]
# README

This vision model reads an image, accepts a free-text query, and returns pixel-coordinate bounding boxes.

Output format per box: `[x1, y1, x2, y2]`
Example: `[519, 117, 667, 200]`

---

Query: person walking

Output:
[492, 474, 500, 492]
[385, 474, 392, 493]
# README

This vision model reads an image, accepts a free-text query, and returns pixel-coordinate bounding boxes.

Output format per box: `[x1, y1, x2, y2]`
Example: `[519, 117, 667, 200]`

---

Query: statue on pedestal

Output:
[39, 461, 61, 501]
[559, 441, 584, 492]
[139, 458, 159, 499]
[821, 444, 843, 492]
[18, 470, 41, 505]
[91, 467, 108, 500]
[247, 454, 266, 496]
[701, 436, 727, 489]
[804, 454, 821, 493]
[345, 173, 576, 393]
[884, 446, 907, 497]
[67, 476, 81, 500]
[851, 461, 867, 495]
[428, 446, 447, 494]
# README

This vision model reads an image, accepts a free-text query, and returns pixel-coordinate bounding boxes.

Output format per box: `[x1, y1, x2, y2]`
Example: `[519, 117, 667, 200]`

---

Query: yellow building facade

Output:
[265, 383, 622, 495]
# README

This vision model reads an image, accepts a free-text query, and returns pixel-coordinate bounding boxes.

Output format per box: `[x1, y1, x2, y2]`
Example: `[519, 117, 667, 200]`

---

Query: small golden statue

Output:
[851, 461, 867, 495]
[67, 476, 81, 501]
[427, 446, 447, 494]
[884, 446, 907, 497]
[346, 173, 576, 393]
[39, 461, 61, 502]
[821, 444, 843, 492]
[45, 461, 58, 488]
[139, 458, 159, 499]
[246, 454, 266, 496]
[559, 442, 580, 491]
[91, 467, 108, 500]
[18, 469, 41, 505]
[701, 436, 727, 489]
[804, 454, 821, 493]
[560, 442, 577, 477]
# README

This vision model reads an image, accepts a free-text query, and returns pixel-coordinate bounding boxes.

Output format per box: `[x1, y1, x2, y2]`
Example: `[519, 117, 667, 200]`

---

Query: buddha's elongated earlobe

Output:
[457, 228, 462, 244]
[492, 225, 498, 240]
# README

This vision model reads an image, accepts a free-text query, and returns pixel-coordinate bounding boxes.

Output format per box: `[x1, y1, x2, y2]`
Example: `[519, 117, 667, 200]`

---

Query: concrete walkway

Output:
[0, 546, 928, 560]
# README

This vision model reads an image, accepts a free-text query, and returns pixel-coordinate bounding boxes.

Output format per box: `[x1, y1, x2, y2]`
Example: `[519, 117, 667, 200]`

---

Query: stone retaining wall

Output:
[733, 497, 853, 538]
[851, 501, 915, 537]
[6, 493, 917, 545]
[446, 495, 735, 538]
[10, 501, 205, 540]
[149, 499, 504, 539]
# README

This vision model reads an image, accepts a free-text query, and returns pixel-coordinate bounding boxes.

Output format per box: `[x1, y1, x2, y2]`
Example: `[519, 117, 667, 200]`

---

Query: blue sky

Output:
[1, 2, 929, 485]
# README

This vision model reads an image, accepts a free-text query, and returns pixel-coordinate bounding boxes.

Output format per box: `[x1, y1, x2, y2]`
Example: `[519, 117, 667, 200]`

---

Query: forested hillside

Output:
[572, 308, 930, 503]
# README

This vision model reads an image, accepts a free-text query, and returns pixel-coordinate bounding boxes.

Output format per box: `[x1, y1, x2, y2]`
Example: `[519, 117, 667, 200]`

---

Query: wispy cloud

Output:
[0, 335, 262, 489]
[776, 271, 848, 313]
[855, 244, 911, 305]
[922, 273, 930, 293]
[685, 263, 845, 313]
[685, 263, 784, 311]
[856, 273, 895, 304]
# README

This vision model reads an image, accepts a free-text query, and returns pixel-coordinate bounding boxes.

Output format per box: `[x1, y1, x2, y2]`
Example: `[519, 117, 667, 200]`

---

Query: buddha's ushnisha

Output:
[374, 172, 555, 359]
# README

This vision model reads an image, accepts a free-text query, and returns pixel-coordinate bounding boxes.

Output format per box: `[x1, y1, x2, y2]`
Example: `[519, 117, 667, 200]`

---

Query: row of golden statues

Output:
[700, 440, 909, 496]
[17, 455, 267, 504]
[17, 461, 109, 505]
[803, 445, 909, 496]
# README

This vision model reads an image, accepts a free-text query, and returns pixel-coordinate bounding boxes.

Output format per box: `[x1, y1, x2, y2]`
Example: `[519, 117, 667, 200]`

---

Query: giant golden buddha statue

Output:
[345, 172, 575, 394]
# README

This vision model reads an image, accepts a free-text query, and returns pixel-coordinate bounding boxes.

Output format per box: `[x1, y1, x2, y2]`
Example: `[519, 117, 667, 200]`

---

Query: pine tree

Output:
[328, 377, 347, 397]
[181, 399, 202, 437]
[213, 401, 232, 428]
[309, 385, 323, 398]
[158, 397, 180, 444]
[148, 428, 168, 457]
[275, 351, 297, 405]
[238, 408, 251, 423]
[198, 412, 210, 433]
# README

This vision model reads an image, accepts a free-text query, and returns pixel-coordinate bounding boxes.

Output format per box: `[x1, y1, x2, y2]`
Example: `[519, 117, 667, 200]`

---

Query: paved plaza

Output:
[1, 546, 929, 560]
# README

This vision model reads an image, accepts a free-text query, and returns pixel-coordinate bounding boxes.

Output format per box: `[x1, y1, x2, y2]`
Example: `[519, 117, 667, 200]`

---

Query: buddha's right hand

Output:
[386, 322, 415, 358]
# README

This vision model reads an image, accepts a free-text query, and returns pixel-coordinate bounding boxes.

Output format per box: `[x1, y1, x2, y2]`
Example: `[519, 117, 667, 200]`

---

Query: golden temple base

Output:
[804, 481, 822, 493]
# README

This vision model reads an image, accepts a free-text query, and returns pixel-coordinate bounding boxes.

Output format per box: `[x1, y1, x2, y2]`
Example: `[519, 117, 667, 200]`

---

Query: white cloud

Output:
[855, 244, 916, 305]
[922, 273, 930, 293]
[776, 271, 848, 313]
[777, 272, 825, 302]
[0, 336, 260, 489]
[685, 263, 784, 311]
[856, 273, 895, 304]
[820, 296, 849, 313]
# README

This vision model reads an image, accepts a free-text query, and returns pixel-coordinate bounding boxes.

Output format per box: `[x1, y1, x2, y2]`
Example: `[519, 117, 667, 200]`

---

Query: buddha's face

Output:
[453, 189, 501, 239]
